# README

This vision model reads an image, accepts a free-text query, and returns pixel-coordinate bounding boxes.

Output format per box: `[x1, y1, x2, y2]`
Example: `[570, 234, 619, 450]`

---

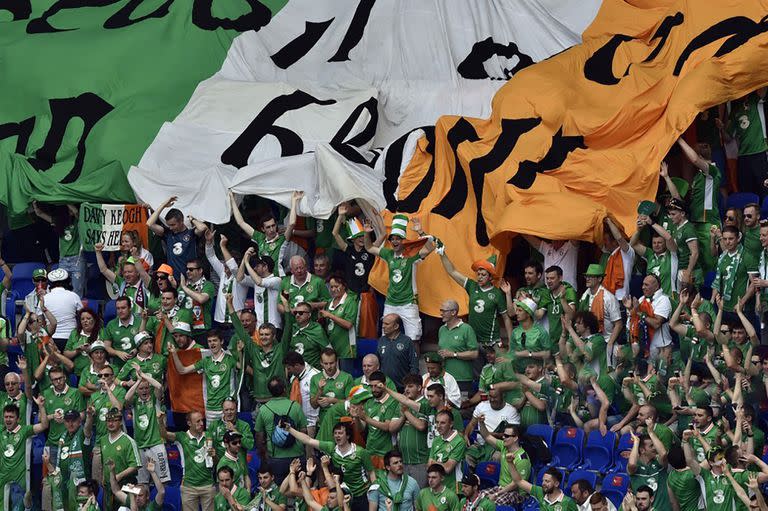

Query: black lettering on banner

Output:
[382, 126, 436, 213]
[674, 15, 768, 76]
[221, 90, 336, 168]
[508, 126, 586, 189]
[103, 0, 174, 29]
[430, 118, 479, 219]
[584, 13, 683, 85]
[0, 118, 35, 154]
[271, 19, 334, 69]
[330, 143, 381, 169]
[192, 0, 271, 32]
[27, 93, 115, 184]
[27, 0, 121, 33]
[457, 37, 535, 80]
[329, 97, 378, 148]
[0, 0, 31, 21]
[327, 0, 375, 62]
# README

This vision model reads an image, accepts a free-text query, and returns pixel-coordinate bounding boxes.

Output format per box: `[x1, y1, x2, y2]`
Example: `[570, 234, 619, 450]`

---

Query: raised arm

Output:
[157, 411, 177, 442]
[187, 215, 207, 237]
[627, 431, 640, 475]
[505, 451, 533, 494]
[146, 196, 177, 236]
[284, 191, 303, 243]
[363, 218, 382, 256]
[676, 138, 710, 172]
[229, 191, 255, 238]
[332, 204, 350, 252]
[179, 274, 210, 304]
[287, 425, 321, 450]
[438, 251, 468, 287]
[94, 243, 117, 283]
[659, 162, 682, 200]
[380, 383, 421, 412]
[605, 217, 630, 253]
[203, 229, 225, 277]
[167, 343, 196, 375]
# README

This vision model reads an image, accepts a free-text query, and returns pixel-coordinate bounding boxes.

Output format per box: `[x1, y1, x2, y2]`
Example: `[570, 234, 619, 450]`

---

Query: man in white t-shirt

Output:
[523, 235, 580, 288]
[204, 230, 249, 328]
[466, 388, 520, 467]
[45, 268, 83, 351]
[237, 247, 282, 331]
[625, 274, 672, 360]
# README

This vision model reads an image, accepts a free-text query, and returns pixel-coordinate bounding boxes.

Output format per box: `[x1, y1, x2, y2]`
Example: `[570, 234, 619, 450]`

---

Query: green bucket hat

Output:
[584, 264, 605, 277]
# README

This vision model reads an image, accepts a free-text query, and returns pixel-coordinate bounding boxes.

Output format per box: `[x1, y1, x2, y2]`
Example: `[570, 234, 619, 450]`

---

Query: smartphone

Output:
[628, 370, 635, 377]
[121, 485, 141, 495]
[674, 370, 681, 378]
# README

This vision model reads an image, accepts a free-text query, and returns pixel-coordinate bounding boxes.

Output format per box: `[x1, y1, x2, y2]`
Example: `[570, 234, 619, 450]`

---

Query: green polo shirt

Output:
[438, 321, 478, 382]
[310, 370, 354, 424]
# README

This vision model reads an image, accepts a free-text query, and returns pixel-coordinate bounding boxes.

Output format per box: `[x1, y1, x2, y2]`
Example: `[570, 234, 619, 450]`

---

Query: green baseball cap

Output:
[32, 269, 47, 280]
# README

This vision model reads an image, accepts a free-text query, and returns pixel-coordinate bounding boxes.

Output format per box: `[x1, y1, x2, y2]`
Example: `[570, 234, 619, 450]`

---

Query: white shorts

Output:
[383, 303, 422, 340]
[138, 444, 171, 483]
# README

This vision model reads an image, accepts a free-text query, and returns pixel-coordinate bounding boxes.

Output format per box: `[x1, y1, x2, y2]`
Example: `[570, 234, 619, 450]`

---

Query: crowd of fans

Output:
[0, 93, 767, 511]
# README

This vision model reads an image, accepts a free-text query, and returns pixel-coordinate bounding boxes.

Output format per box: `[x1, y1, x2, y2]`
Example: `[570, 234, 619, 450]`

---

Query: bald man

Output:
[437, 299, 479, 397]
[377, 314, 418, 391]
[353, 354, 397, 392]
[278, 255, 331, 344]
[0, 372, 27, 424]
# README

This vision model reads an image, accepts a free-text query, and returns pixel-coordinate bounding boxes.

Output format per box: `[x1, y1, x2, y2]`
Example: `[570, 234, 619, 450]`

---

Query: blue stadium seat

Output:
[476, 461, 500, 488]
[357, 338, 377, 359]
[169, 464, 183, 487]
[580, 430, 616, 472]
[247, 449, 261, 475]
[524, 423, 555, 468]
[238, 411, 255, 431]
[612, 433, 635, 472]
[601, 472, 630, 508]
[628, 274, 644, 299]
[564, 469, 598, 496]
[9, 262, 45, 300]
[551, 426, 584, 470]
[7, 344, 23, 373]
[103, 299, 117, 324]
[726, 192, 760, 211]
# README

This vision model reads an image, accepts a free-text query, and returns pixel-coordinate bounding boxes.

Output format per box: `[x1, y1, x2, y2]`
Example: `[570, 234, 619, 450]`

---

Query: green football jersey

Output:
[318, 441, 374, 497]
[378, 248, 422, 305]
[529, 486, 578, 511]
[99, 431, 141, 484]
[131, 393, 163, 449]
[0, 425, 34, 487]
[325, 293, 359, 359]
[289, 321, 330, 369]
[438, 321, 478, 382]
[397, 397, 429, 465]
[88, 385, 128, 441]
[193, 352, 238, 412]
[544, 283, 578, 345]
[415, 486, 460, 511]
[363, 394, 399, 456]
[667, 468, 700, 511]
[463, 279, 507, 345]
[672, 221, 699, 271]
[428, 431, 465, 491]
[43, 386, 85, 446]
[175, 430, 214, 487]
[310, 370, 354, 424]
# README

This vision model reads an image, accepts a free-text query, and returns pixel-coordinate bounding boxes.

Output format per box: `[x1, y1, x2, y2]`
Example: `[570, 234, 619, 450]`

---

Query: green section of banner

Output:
[0, 1, 287, 228]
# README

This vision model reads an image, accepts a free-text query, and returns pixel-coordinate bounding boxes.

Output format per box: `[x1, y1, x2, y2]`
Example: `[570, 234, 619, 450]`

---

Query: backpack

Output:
[520, 433, 552, 466]
[266, 401, 297, 451]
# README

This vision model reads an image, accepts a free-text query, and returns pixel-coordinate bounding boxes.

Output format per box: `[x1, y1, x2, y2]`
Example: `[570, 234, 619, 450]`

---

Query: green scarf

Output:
[716, 244, 743, 302]
[373, 471, 409, 511]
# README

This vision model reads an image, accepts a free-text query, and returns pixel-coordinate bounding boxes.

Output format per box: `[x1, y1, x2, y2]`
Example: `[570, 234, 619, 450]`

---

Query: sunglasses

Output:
[502, 433, 516, 439]
[725, 216, 735, 221]
[745, 214, 755, 219]
[98, 373, 114, 377]
[720, 329, 730, 334]
[293, 311, 310, 316]
[229, 440, 241, 445]
[156, 275, 168, 280]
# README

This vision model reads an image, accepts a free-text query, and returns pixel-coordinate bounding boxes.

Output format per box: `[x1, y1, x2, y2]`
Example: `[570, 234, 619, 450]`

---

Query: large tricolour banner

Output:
[3, 1, 768, 316]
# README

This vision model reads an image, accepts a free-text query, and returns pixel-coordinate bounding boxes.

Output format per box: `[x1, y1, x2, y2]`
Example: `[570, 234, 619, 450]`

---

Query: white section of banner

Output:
[129, 0, 602, 223]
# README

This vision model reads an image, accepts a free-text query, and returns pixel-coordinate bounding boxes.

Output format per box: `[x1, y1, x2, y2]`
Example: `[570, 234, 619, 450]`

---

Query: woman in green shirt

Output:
[320, 275, 359, 372]
[63, 308, 104, 377]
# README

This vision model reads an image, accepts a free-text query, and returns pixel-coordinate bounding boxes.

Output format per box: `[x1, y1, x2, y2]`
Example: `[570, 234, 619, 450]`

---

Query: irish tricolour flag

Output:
[78, 203, 148, 252]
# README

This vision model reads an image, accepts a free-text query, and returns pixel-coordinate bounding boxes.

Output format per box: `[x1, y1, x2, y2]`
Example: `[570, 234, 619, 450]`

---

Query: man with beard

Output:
[627, 430, 669, 510]
[145, 287, 192, 355]
[459, 473, 495, 511]
[215, 465, 252, 510]
[428, 410, 466, 492]
[508, 465, 577, 511]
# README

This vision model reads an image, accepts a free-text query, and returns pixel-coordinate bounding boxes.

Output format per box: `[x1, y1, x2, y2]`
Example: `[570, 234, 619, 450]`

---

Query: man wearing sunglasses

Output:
[178, 258, 216, 345]
[288, 302, 330, 370]
[216, 430, 251, 493]
[742, 203, 762, 258]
